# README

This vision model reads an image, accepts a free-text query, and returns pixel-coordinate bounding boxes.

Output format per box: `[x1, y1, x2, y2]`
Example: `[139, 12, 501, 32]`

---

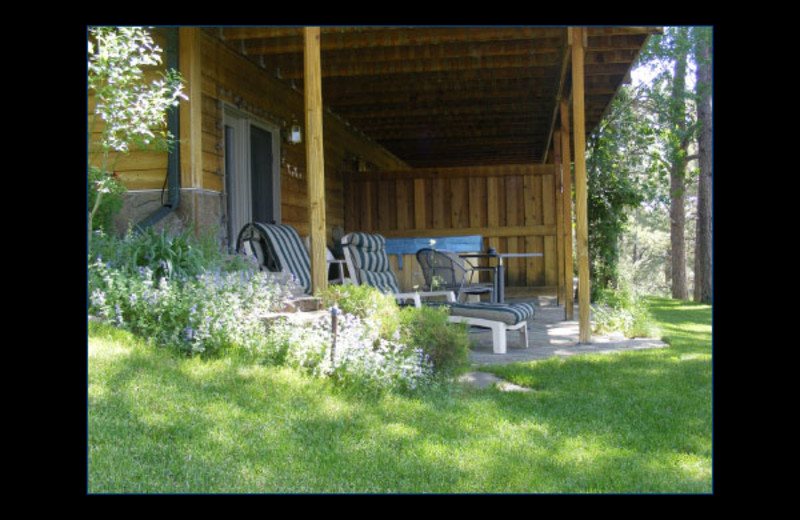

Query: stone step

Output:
[275, 296, 323, 313]
[261, 296, 328, 327]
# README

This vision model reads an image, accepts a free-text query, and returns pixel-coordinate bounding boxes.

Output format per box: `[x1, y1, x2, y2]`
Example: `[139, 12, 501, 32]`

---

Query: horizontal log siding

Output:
[89, 28, 407, 241]
[347, 165, 558, 293]
[87, 30, 172, 192]
[197, 29, 407, 240]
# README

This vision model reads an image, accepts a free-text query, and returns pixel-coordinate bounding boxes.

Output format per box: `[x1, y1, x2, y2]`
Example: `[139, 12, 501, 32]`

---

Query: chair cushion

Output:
[251, 223, 311, 294]
[343, 232, 400, 293]
[360, 269, 401, 294]
[444, 302, 536, 325]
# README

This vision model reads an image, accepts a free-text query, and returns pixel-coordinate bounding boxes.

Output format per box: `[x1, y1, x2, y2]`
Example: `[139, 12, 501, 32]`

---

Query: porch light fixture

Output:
[286, 123, 302, 144]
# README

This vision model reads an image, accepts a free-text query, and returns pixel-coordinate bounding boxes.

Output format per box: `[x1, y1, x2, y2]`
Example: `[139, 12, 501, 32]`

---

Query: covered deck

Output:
[190, 26, 660, 342]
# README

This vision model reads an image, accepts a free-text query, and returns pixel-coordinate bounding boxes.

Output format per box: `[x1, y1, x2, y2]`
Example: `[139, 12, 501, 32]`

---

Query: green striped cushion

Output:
[361, 269, 400, 294]
[442, 302, 535, 325]
[252, 223, 311, 294]
[344, 232, 400, 293]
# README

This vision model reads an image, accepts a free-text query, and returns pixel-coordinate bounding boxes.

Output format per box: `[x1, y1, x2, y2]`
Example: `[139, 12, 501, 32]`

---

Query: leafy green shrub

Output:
[88, 27, 186, 244]
[320, 284, 401, 340]
[592, 288, 657, 338]
[91, 226, 255, 281]
[88, 166, 126, 232]
[88, 230, 471, 390]
[399, 305, 471, 375]
[264, 312, 434, 393]
[322, 284, 471, 376]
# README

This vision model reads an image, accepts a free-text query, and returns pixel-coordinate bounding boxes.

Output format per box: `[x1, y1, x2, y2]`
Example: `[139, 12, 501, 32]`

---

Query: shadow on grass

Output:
[473, 297, 712, 493]
[89, 322, 476, 493]
[89, 300, 712, 494]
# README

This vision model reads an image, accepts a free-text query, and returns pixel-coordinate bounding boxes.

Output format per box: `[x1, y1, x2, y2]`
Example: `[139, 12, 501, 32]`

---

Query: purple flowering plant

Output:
[89, 228, 292, 355]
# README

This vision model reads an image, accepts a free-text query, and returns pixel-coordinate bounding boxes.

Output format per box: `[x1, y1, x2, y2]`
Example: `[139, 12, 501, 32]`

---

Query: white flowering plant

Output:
[268, 312, 435, 393]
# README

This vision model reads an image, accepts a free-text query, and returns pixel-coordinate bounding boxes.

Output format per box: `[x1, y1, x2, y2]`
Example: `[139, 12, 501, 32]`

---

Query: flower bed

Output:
[88, 229, 470, 392]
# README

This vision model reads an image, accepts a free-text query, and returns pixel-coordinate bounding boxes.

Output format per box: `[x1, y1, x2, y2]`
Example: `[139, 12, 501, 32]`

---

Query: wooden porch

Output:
[176, 26, 659, 342]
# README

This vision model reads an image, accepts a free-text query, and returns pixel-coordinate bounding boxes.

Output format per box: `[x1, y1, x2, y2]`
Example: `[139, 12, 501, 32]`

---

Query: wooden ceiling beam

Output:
[338, 101, 549, 119]
[587, 27, 662, 37]
[206, 26, 655, 168]
[224, 26, 565, 46]
[224, 27, 648, 56]
[361, 123, 550, 141]
[263, 53, 560, 79]
[245, 36, 563, 59]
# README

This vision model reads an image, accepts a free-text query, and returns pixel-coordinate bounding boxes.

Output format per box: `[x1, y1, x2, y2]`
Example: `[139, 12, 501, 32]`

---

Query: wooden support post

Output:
[553, 128, 565, 306]
[570, 27, 590, 343]
[304, 27, 328, 294]
[179, 27, 203, 227]
[560, 101, 574, 321]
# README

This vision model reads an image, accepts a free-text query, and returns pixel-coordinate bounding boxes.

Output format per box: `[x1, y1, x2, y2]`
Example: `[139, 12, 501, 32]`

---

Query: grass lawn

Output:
[87, 297, 712, 494]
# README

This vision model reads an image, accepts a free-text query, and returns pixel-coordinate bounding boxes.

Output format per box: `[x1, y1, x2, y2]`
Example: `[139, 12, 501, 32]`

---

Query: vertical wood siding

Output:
[346, 165, 559, 293]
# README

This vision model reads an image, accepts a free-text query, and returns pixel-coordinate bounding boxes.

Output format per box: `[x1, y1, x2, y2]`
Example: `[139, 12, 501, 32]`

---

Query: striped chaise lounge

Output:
[236, 222, 312, 294]
[341, 232, 455, 307]
[443, 301, 536, 354]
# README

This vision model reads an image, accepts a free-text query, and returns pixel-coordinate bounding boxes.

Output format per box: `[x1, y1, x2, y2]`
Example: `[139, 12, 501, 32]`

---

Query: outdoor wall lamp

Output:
[285, 123, 302, 144]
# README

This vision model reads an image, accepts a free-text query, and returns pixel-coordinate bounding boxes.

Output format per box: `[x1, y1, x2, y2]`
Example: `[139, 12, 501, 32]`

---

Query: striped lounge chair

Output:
[236, 222, 312, 294]
[341, 232, 455, 307]
[442, 301, 536, 354]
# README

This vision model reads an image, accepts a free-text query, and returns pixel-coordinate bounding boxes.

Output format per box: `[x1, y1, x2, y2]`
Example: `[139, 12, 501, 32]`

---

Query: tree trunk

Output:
[694, 29, 713, 304]
[670, 167, 688, 300]
[669, 28, 689, 301]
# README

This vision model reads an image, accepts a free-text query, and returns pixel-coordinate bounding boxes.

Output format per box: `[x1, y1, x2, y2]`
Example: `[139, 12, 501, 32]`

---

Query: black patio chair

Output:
[416, 248, 494, 303]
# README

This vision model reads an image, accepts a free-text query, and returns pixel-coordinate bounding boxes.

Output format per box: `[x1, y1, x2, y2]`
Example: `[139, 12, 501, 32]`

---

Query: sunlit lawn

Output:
[88, 297, 712, 493]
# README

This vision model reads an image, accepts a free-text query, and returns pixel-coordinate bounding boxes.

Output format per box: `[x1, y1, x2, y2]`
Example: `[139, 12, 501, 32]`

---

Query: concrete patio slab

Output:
[467, 296, 668, 366]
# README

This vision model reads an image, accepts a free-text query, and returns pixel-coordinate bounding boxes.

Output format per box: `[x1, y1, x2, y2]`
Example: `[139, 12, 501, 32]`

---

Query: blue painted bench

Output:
[384, 235, 483, 269]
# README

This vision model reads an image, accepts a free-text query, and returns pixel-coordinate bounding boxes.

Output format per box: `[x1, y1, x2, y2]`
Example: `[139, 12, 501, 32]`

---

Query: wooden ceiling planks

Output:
[210, 26, 657, 167]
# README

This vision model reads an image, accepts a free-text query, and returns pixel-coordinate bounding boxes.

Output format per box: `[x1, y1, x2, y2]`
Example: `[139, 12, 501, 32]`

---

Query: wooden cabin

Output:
[89, 26, 659, 341]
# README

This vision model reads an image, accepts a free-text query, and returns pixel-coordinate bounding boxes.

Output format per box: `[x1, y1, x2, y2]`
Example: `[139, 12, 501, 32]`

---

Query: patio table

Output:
[459, 251, 543, 303]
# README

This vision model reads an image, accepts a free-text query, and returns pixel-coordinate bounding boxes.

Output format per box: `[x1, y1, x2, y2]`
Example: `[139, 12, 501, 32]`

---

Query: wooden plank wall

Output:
[89, 29, 561, 297]
[87, 30, 172, 191]
[346, 164, 559, 294]
[90, 28, 409, 244]
[196, 28, 408, 241]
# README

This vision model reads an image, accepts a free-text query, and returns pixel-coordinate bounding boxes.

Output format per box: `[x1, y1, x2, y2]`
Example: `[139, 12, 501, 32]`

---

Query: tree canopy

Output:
[585, 26, 712, 301]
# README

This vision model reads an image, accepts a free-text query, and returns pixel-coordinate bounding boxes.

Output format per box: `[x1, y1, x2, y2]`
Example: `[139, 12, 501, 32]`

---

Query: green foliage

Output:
[89, 298, 712, 493]
[88, 26, 186, 156]
[399, 305, 471, 375]
[87, 26, 186, 238]
[88, 228, 288, 356]
[89, 234, 467, 391]
[91, 226, 252, 281]
[586, 87, 657, 296]
[319, 284, 472, 381]
[591, 287, 657, 339]
[266, 312, 436, 394]
[617, 208, 672, 297]
[88, 165, 126, 232]
[583, 28, 715, 300]
[320, 284, 401, 339]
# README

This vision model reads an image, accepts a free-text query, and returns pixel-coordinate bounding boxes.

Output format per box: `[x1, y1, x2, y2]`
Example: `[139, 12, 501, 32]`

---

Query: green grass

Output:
[88, 297, 712, 493]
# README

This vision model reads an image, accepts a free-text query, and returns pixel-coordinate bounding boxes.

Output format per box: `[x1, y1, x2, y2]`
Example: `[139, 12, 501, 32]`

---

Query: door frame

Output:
[222, 104, 282, 248]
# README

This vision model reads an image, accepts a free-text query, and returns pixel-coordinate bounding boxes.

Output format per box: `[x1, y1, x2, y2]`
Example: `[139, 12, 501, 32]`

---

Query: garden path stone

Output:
[456, 371, 532, 392]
